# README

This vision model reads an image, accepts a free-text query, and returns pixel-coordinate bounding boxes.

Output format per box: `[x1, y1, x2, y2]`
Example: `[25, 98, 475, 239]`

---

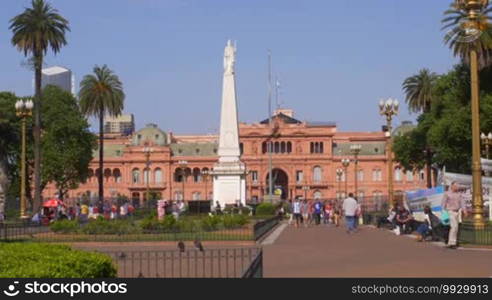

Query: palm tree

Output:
[79, 65, 125, 204]
[402, 69, 438, 189]
[442, 2, 492, 68]
[402, 69, 438, 114]
[10, 0, 70, 213]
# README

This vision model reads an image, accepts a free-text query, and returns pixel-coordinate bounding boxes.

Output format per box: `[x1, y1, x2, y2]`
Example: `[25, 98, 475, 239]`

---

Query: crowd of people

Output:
[31, 201, 140, 224]
[376, 181, 467, 249]
[288, 197, 346, 228]
[286, 181, 468, 250]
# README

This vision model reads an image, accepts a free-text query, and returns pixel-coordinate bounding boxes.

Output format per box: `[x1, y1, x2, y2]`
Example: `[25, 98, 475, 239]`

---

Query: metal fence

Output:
[459, 223, 492, 245]
[100, 247, 262, 278]
[254, 215, 282, 240]
[0, 216, 281, 243]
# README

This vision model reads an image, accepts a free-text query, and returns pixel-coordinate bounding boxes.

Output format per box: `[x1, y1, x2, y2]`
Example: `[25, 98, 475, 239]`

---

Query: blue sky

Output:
[0, 0, 459, 134]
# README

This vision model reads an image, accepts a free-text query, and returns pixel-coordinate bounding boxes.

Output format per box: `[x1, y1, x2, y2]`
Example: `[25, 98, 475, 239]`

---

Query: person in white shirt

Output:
[342, 193, 358, 233]
[292, 198, 302, 228]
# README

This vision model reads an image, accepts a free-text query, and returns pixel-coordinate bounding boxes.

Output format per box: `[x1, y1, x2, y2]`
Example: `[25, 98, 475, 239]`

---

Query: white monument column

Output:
[212, 40, 246, 208]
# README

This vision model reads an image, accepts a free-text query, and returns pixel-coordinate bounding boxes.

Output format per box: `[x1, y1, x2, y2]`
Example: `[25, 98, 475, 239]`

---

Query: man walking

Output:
[292, 198, 302, 228]
[442, 182, 468, 249]
[313, 199, 322, 225]
[343, 193, 358, 234]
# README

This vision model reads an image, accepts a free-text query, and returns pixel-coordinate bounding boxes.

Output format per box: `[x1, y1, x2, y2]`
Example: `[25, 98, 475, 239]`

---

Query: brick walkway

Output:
[263, 224, 492, 277]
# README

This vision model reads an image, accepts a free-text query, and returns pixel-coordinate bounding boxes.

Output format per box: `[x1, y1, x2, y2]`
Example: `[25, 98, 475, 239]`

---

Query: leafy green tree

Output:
[79, 65, 125, 203]
[402, 68, 439, 187]
[402, 69, 439, 113]
[394, 63, 492, 176]
[40, 86, 96, 200]
[10, 0, 70, 212]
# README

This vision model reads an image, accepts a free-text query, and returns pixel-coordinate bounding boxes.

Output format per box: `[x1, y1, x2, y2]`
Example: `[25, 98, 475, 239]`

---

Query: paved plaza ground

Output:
[70, 223, 492, 278]
[263, 224, 492, 277]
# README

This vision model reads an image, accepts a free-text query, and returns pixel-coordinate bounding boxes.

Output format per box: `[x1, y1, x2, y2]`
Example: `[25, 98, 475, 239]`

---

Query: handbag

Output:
[440, 210, 450, 226]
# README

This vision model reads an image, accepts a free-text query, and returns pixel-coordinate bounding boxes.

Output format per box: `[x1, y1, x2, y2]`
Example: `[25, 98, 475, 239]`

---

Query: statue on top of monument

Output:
[223, 39, 236, 75]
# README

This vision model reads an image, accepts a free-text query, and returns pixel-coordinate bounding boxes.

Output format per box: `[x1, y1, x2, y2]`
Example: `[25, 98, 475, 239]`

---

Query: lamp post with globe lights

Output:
[350, 144, 362, 198]
[336, 168, 343, 199]
[379, 98, 399, 208]
[178, 160, 188, 201]
[15, 98, 33, 219]
[341, 158, 350, 197]
[143, 147, 153, 206]
[202, 169, 210, 202]
[454, 0, 488, 227]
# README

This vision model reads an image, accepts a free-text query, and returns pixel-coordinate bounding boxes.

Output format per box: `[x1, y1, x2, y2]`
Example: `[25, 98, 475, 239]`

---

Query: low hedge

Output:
[49, 214, 250, 235]
[140, 215, 248, 232]
[50, 219, 79, 233]
[255, 203, 276, 216]
[0, 243, 116, 278]
[50, 217, 141, 234]
[81, 218, 141, 235]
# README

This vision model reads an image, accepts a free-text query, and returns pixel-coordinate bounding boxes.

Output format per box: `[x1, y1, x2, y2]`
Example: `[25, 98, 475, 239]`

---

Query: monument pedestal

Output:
[212, 162, 246, 208]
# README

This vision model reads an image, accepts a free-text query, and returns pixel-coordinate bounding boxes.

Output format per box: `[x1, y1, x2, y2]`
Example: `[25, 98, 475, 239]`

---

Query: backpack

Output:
[314, 202, 322, 213]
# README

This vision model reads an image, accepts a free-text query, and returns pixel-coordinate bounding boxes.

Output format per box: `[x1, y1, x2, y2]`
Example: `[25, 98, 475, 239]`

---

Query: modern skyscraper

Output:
[41, 66, 74, 94]
[104, 114, 135, 135]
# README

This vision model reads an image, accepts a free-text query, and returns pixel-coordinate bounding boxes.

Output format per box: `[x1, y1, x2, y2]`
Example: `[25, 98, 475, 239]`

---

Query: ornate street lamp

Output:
[15, 98, 33, 219]
[178, 160, 188, 201]
[302, 185, 310, 201]
[143, 147, 153, 206]
[350, 144, 362, 198]
[379, 98, 399, 208]
[202, 169, 209, 201]
[341, 158, 350, 197]
[336, 168, 343, 199]
[455, 0, 488, 228]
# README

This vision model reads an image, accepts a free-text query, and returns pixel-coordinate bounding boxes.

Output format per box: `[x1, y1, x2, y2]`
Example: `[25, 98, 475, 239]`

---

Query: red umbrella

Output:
[43, 199, 63, 208]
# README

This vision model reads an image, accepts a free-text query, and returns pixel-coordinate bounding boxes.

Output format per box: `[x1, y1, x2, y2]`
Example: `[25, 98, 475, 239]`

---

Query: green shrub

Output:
[255, 202, 276, 216]
[200, 215, 221, 231]
[239, 206, 251, 215]
[0, 243, 116, 278]
[81, 217, 140, 235]
[161, 215, 177, 230]
[139, 216, 161, 231]
[175, 218, 197, 231]
[222, 214, 249, 229]
[50, 220, 80, 234]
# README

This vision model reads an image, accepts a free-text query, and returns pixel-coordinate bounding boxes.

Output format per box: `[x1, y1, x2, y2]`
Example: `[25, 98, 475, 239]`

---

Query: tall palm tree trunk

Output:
[33, 54, 43, 213]
[98, 110, 104, 204]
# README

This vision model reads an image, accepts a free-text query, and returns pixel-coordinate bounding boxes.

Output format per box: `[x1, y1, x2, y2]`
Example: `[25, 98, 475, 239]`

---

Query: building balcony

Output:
[129, 182, 167, 189]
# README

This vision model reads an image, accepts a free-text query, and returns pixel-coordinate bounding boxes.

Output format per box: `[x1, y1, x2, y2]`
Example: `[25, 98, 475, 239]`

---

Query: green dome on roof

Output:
[132, 123, 168, 146]
[392, 121, 415, 136]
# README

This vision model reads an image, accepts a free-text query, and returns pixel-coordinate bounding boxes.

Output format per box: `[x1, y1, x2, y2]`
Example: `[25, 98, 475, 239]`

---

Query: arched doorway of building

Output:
[266, 168, 289, 200]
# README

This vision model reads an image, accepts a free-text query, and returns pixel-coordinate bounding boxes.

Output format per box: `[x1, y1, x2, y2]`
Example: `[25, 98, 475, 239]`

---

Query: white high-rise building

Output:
[41, 66, 74, 94]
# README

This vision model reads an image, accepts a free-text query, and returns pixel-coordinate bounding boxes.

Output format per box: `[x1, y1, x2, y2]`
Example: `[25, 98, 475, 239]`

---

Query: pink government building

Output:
[43, 109, 428, 208]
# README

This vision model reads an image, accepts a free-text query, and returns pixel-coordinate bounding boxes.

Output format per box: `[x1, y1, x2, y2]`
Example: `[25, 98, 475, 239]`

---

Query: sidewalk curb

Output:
[260, 222, 288, 246]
